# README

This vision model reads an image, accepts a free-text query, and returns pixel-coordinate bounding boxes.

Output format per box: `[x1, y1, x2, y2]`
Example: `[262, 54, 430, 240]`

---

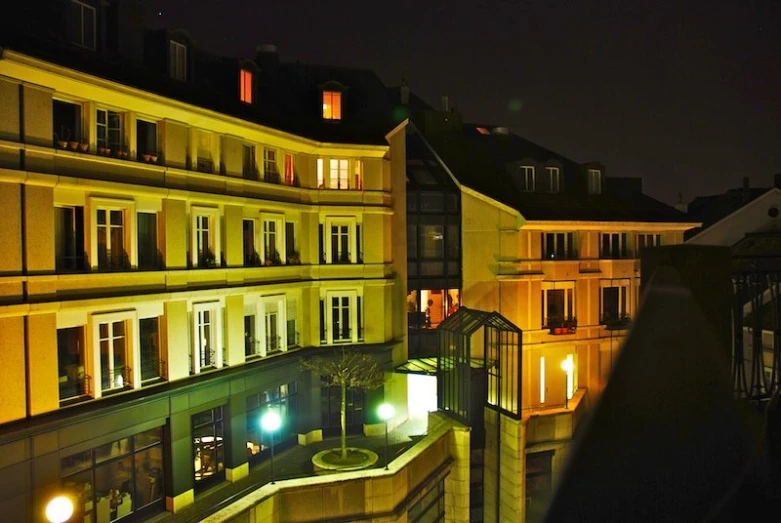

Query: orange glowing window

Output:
[240, 70, 253, 103]
[354, 160, 364, 190]
[322, 91, 342, 120]
[284, 153, 295, 185]
[476, 127, 490, 135]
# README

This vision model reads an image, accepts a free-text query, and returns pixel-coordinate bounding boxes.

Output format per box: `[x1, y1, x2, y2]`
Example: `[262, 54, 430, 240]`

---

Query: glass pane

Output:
[61, 450, 92, 476]
[134, 445, 164, 508]
[134, 427, 163, 449]
[94, 455, 133, 513]
[95, 438, 131, 463]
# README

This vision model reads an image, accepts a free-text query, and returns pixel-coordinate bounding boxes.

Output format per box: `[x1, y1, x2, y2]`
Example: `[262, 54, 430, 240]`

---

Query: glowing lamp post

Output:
[260, 409, 282, 484]
[45, 496, 74, 523]
[378, 403, 395, 470]
[561, 358, 574, 409]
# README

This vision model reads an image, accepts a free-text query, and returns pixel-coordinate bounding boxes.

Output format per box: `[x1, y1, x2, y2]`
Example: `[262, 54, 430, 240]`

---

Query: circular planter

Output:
[312, 447, 379, 475]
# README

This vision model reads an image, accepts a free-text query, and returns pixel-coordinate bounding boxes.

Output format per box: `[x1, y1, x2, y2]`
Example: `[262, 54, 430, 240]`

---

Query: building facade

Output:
[0, 2, 409, 520]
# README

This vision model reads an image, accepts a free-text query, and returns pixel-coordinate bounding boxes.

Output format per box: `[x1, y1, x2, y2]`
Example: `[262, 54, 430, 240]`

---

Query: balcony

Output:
[600, 314, 632, 331]
[544, 316, 577, 335]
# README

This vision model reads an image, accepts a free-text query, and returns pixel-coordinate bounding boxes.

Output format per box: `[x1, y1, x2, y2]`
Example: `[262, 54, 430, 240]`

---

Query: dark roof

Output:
[686, 187, 772, 238]
[421, 122, 693, 223]
[0, 27, 399, 146]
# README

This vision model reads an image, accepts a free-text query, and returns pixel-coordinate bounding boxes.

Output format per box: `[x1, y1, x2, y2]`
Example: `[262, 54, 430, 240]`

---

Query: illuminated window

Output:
[587, 169, 602, 194]
[190, 207, 221, 268]
[57, 326, 87, 401]
[354, 160, 364, 190]
[91, 310, 138, 396]
[476, 127, 490, 135]
[240, 69, 253, 103]
[284, 153, 295, 185]
[317, 158, 325, 188]
[546, 166, 560, 192]
[89, 197, 136, 271]
[68, 0, 96, 50]
[319, 290, 361, 344]
[322, 91, 342, 120]
[169, 41, 187, 81]
[329, 159, 349, 189]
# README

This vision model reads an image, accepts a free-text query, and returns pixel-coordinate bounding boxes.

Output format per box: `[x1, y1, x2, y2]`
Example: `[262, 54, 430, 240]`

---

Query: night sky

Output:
[143, 0, 780, 205]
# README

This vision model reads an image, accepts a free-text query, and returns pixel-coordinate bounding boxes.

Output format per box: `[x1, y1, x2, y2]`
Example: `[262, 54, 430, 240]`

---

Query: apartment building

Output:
[0, 2, 409, 521]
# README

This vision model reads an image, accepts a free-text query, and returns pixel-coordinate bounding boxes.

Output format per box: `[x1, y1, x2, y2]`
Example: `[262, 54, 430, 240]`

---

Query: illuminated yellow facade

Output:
[0, 46, 408, 519]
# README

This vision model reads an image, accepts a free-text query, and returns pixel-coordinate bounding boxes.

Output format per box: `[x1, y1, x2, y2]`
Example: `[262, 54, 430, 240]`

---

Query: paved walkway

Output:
[149, 417, 429, 523]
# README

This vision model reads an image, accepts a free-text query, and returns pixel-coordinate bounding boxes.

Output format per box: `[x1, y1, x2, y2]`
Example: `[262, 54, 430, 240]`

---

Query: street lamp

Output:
[378, 403, 395, 470]
[45, 495, 73, 523]
[561, 357, 574, 409]
[260, 409, 282, 484]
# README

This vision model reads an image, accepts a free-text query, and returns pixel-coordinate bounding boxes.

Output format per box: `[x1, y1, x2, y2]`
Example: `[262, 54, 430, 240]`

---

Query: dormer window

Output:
[68, 0, 96, 50]
[520, 166, 535, 192]
[588, 169, 602, 195]
[322, 91, 342, 120]
[546, 166, 560, 193]
[240, 69, 253, 103]
[169, 41, 187, 81]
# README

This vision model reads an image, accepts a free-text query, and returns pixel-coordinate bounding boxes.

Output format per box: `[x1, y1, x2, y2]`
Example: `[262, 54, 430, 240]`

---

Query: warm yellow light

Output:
[378, 403, 395, 421]
[539, 356, 546, 403]
[560, 358, 573, 372]
[322, 103, 328, 110]
[45, 496, 74, 523]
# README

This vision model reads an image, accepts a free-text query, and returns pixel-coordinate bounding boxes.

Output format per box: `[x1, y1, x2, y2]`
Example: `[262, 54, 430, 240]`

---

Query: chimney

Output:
[441, 95, 450, 112]
[774, 173, 781, 189]
[400, 78, 409, 105]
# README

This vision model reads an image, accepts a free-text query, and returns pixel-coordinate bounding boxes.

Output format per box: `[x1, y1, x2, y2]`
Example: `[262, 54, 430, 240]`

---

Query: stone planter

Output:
[312, 447, 378, 475]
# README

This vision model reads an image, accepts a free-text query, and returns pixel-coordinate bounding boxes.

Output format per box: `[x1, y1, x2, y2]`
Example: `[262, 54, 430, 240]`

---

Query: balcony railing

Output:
[200, 349, 216, 369]
[267, 335, 282, 353]
[542, 250, 579, 260]
[102, 366, 132, 391]
[544, 316, 577, 335]
[140, 359, 166, 382]
[600, 313, 632, 330]
[59, 372, 91, 401]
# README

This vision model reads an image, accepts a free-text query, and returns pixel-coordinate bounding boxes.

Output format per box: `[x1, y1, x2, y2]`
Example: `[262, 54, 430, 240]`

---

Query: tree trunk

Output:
[340, 382, 347, 460]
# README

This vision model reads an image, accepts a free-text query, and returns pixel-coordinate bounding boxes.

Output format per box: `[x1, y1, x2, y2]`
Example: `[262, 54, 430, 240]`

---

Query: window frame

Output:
[542, 232, 577, 260]
[321, 289, 361, 344]
[324, 216, 357, 264]
[89, 197, 137, 271]
[587, 169, 602, 195]
[520, 165, 535, 191]
[96, 107, 123, 152]
[322, 90, 342, 120]
[240, 69, 253, 104]
[260, 213, 286, 265]
[190, 206, 222, 268]
[69, 0, 96, 50]
[90, 310, 139, 398]
[599, 282, 630, 324]
[192, 301, 223, 374]
[541, 281, 576, 329]
[600, 232, 629, 259]
[257, 295, 288, 356]
[546, 166, 561, 193]
[169, 40, 187, 82]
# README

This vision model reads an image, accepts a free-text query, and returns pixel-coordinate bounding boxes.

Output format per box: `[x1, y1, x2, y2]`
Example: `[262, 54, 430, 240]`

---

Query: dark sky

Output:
[143, 0, 780, 205]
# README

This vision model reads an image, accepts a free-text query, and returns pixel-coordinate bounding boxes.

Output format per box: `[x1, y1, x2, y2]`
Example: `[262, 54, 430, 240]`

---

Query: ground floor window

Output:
[60, 427, 165, 522]
[320, 378, 364, 436]
[245, 382, 298, 464]
[408, 478, 445, 522]
[193, 406, 225, 485]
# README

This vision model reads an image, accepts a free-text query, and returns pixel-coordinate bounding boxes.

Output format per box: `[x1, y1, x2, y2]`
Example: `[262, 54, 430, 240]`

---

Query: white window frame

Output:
[588, 169, 602, 195]
[521, 165, 535, 191]
[328, 158, 350, 189]
[257, 295, 288, 356]
[541, 281, 576, 326]
[89, 197, 137, 270]
[190, 206, 222, 268]
[169, 40, 187, 81]
[263, 148, 278, 176]
[323, 290, 360, 344]
[546, 166, 560, 193]
[70, 0, 96, 50]
[317, 158, 325, 188]
[260, 213, 285, 264]
[192, 301, 223, 374]
[90, 310, 140, 398]
[96, 107, 123, 151]
[324, 216, 356, 264]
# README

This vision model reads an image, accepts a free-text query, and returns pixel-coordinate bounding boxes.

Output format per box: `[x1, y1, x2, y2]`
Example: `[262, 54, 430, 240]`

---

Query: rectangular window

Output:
[68, 0, 96, 50]
[600, 233, 629, 259]
[192, 407, 224, 483]
[354, 160, 364, 190]
[240, 69, 253, 103]
[193, 303, 222, 373]
[263, 149, 278, 183]
[243, 220, 259, 266]
[55, 206, 86, 272]
[96, 208, 127, 270]
[636, 233, 662, 252]
[446, 224, 460, 260]
[244, 315, 257, 357]
[520, 165, 535, 191]
[137, 212, 159, 270]
[322, 291, 360, 344]
[542, 232, 576, 259]
[243, 144, 257, 179]
[356, 224, 363, 263]
[329, 159, 349, 189]
[331, 224, 350, 263]
[601, 286, 628, 323]
[98, 320, 128, 392]
[419, 225, 444, 259]
[58, 326, 87, 401]
[169, 40, 187, 81]
[136, 120, 157, 158]
[196, 131, 213, 173]
[256, 295, 288, 355]
[139, 317, 163, 381]
[322, 91, 342, 120]
[53, 99, 82, 144]
[262, 217, 283, 265]
[546, 166, 560, 192]
[286, 300, 298, 347]
[284, 153, 295, 185]
[245, 383, 297, 463]
[542, 287, 575, 331]
[317, 158, 325, 188]
[191, 208, 221, 268]
[285, 222, 297, 263]
[588, 169, 602, 195]
[96, 109, 123, 152]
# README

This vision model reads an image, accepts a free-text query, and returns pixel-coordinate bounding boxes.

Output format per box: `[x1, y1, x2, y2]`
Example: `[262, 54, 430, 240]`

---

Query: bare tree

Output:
[302, 348, 386, 460]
